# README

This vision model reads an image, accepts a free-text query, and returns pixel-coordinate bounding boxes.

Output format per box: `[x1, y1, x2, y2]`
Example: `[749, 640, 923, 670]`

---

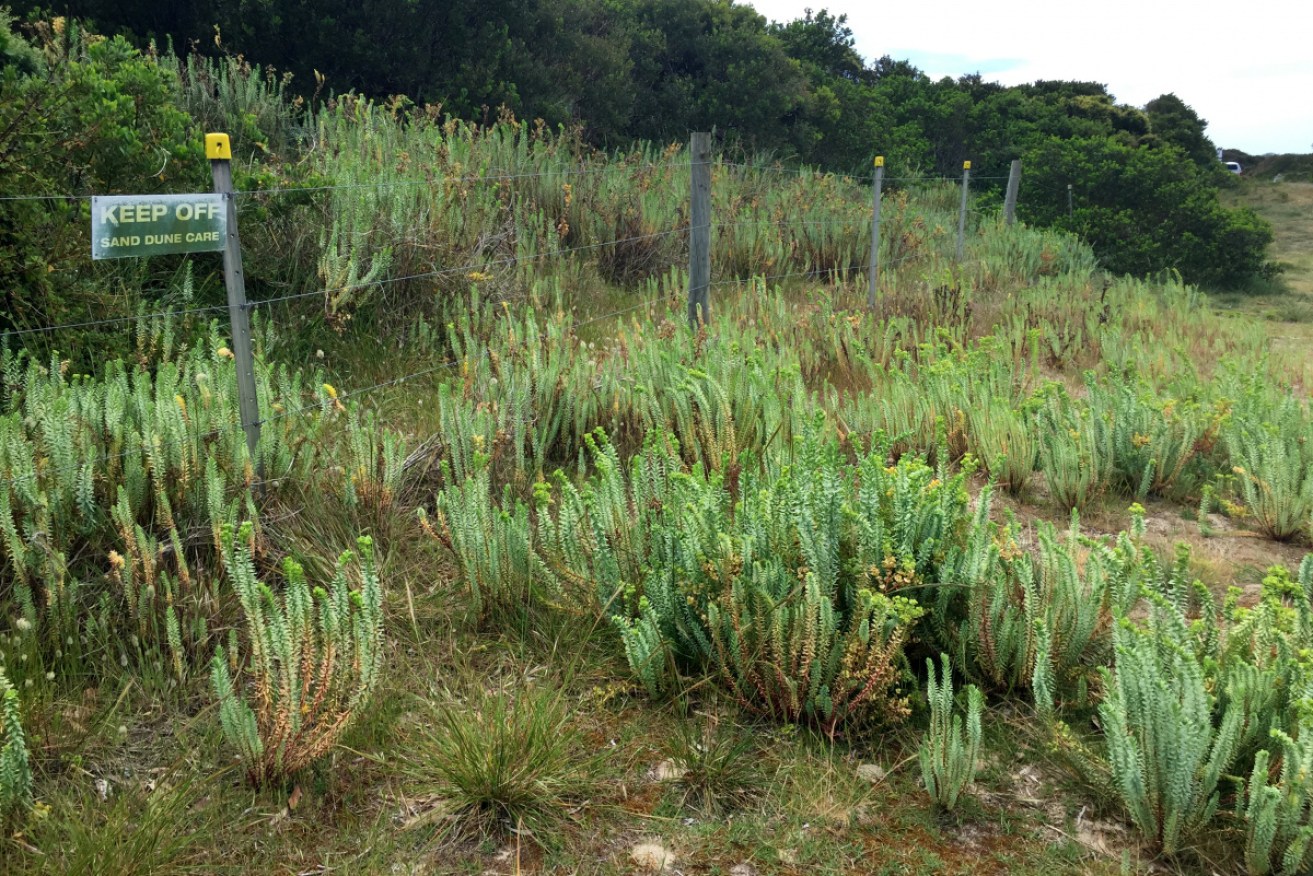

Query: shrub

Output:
[211, 523, 383, 787]
[0, 17, 205, 362]
[918, 654, 982, 813]
[1020, 135, 1273, 289]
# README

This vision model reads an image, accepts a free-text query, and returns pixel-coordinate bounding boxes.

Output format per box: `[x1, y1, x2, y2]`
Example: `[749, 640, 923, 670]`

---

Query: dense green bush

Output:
[9, 6, 1277, 287]
[0, 15, 205, 360]
[1020, 135, 1274, 289]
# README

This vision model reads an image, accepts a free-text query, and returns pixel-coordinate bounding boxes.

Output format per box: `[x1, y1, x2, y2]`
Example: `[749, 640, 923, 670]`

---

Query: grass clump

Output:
[409, 679, 593, 843]
[8, 778, 208, 876]
[659, 710, 763, 816]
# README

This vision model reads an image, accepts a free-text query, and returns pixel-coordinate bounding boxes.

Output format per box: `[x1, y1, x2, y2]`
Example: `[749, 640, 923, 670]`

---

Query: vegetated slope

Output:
[8, 23, 1313, 876]
[0, 8, 1276, 296]
[1250, 153, 1313, 183]
[1226, 180, 1313, 297]
[5, 220, 1313, 875]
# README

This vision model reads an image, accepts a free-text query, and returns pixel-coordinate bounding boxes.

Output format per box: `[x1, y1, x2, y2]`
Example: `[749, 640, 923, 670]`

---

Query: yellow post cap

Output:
[874, 156, 884, 167]
[205, 134, 232, 160]
[963, 160, 972, 170]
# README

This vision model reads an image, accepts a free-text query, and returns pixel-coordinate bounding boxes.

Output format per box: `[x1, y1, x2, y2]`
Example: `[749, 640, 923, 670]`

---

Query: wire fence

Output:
[0, 144, 1032, 491]
[0, 156, 1029, 204]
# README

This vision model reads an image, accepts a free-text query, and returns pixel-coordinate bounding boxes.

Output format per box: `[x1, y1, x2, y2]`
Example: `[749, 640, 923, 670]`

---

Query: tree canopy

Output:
[2, 0, 1273, 287]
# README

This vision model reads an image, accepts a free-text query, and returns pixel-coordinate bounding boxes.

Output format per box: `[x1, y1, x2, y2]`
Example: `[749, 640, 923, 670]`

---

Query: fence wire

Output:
[0, 148, 1025, 492]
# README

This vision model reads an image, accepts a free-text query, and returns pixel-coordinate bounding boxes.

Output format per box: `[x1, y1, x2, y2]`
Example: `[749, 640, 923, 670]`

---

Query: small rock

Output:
[631, 842, 675, 872]
[94, 778, 111, 801]
[652, 759, 688, 782]
[855, 763, 887, 783]
[778, 848, 799, 865]
[730, 864, 759, 876]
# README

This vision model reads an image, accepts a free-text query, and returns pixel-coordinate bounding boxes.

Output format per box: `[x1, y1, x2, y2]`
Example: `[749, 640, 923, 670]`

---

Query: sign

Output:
[91, 194, 227, 260]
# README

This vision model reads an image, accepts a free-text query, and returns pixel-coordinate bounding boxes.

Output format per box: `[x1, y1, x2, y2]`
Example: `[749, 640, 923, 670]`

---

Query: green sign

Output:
[91, 194, 227, 260]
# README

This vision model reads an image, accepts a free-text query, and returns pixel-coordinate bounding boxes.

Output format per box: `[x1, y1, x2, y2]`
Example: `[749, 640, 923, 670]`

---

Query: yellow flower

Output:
[217, 346, 235, 360]
[323, 383, 338, 399]
[467, 271, 492, 282]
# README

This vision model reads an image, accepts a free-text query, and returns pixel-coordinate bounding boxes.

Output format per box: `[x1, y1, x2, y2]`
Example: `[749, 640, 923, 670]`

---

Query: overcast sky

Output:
[744, 0, 1311, 155]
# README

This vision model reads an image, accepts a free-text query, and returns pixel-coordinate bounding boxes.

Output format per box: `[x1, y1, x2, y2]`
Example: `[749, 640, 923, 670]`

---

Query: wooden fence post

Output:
[1004, 159, 1021, 226]
[207, 133, 262, 472]
[687, 132, 712, 329]
[867, 156, 885, 309]
[956, 160, 971, 261]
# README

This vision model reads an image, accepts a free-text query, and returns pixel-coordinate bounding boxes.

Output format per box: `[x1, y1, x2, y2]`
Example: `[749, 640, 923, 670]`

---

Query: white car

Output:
[1224, 161, 1243, 174]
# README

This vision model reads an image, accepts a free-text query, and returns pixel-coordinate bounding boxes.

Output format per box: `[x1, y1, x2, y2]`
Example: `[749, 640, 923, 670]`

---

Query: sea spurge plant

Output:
[343, 409, 408, 508]
[211, 522, 383, 787]
[1098, 597, 1251, 855]
[1242, 727, 1313, 876]
[965, 398, 1036, 495]
[710, 572, 924, 732]
[537, 429, 680, 612]
[0, 321, 375, 679]
[431, 470, 551, 617]
[608, 422, 954, 729]
[1216, 562, 1313, 761]
[854, 445, 971, 594]
[1087, 374, 1217, 500]
[943, 503, 1117, 711]
[0, 668, 32, 817]
[919, 654, 983, 813]
[1036, 389, 1114, 512]
[1224, 396, 1313, 542]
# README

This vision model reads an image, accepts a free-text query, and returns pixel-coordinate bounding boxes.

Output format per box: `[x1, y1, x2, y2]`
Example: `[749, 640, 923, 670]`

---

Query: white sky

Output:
[745, 0, 1312, 155]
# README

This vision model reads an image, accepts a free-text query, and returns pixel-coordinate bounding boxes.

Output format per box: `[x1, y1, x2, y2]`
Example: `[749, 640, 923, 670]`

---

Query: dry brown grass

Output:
[1224, 180, 1313, 300]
